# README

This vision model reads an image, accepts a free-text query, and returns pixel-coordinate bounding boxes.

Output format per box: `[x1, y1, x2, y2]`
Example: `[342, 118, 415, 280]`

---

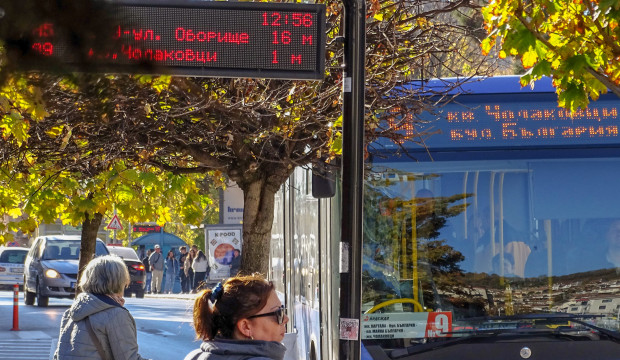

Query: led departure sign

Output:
[132, 225, 162, 233]
[388, 93, 620, 149]
[25, 1, 326, 80]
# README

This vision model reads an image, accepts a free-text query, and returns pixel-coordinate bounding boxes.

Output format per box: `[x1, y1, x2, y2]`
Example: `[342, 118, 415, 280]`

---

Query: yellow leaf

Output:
[416, 17, 429, 28]
[7, 208, 22, 218]
[521, 50, 538, 69]
[45, 125, 64, 138]
[480, 38, 493, 56]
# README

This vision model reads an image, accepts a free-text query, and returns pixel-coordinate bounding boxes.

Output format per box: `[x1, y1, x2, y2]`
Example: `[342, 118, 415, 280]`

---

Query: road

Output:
[0, 290, 199, 360]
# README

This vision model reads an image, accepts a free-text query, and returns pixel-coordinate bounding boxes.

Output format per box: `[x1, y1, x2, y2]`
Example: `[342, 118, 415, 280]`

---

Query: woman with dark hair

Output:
[164, 250, 179, 294]
[184, 274, 288, 360]
[192, 250, 209, 292]
[184, 247, 196, 293]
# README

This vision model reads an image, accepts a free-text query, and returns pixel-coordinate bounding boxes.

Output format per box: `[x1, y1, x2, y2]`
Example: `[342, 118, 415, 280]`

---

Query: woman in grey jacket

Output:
[54, 255, 150, 360]
[184, 274, 288, 360]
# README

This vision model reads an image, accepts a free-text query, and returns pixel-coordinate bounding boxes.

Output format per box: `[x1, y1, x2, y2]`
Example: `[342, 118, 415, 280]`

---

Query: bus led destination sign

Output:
[24, 1, 326, 79]
[389, 94, 620, 149]
[448, 104, 618, 141]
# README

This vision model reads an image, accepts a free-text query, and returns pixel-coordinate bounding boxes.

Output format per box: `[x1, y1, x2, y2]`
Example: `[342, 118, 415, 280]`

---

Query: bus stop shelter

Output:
[131, 231, 187, 258]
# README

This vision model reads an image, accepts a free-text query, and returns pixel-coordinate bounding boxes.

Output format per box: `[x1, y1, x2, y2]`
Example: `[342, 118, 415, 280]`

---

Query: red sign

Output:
[107, 215, 123, 230]
[424, 312, 452, 338]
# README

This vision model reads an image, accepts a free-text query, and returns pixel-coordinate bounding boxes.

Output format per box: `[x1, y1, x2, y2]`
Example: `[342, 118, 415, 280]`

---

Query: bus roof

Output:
[403, 75, 556, 95]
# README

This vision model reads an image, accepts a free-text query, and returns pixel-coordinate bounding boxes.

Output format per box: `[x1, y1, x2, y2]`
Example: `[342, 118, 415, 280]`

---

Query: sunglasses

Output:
[247, 305, 287, 324]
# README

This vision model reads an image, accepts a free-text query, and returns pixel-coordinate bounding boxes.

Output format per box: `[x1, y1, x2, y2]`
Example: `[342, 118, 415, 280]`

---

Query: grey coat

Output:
[53, 292, 149, 360]
[184, 339, 286, 360]
[149, 251, 164, 271]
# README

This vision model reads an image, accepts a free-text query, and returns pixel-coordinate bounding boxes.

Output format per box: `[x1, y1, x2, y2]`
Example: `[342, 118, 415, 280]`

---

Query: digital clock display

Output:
[24, 0, 326, 79]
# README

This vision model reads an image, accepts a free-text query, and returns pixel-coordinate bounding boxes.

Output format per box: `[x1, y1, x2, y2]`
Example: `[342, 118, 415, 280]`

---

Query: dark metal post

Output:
[339, 0, 365, 357]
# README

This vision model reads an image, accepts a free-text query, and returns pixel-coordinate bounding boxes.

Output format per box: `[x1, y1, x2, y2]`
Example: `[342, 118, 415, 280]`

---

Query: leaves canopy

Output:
[481, 0, 620, 111]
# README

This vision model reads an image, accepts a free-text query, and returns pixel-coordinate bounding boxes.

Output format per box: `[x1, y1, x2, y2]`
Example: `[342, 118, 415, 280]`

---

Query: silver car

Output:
[24, 235, 109, 307]
[0, 246, 29, 289]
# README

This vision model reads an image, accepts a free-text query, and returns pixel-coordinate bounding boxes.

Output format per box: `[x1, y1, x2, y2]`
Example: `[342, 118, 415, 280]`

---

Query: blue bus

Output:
[271, 75, 620, 359]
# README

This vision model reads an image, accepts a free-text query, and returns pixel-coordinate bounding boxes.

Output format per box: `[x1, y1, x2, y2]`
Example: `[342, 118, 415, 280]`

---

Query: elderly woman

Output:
[184, 274, 288, 360]
[54, 255, 150, 360]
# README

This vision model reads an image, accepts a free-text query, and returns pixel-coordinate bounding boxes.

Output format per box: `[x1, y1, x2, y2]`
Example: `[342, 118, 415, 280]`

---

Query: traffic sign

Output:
[107, 214, 123, 230]
[8, 0, 326, 80]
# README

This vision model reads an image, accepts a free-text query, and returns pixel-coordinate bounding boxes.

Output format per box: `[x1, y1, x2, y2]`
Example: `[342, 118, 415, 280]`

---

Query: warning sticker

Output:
[339, 318, 360, 340]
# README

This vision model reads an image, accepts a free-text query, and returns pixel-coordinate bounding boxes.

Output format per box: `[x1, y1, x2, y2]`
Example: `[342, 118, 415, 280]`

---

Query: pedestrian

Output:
[184, 274, 288, 360]
[185, 247, 196, 293]
[229, 249, 241, 277]
[142, 249, 153, 294]
[164, 250, 179, 294]
[53, 255, 150, 360]
[179, 246, 190, 293]
[149, 245, 164, 294]
[192, 250, 209, 292]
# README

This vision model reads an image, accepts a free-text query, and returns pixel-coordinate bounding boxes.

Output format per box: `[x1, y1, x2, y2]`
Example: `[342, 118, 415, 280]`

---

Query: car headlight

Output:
[45, 269, 61, 278]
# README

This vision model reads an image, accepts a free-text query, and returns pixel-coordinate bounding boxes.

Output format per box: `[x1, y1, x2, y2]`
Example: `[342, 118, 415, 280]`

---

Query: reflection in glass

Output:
[362, 159, 620, 348]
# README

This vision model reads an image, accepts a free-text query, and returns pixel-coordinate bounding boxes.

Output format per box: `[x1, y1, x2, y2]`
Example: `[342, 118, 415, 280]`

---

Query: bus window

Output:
[360, 76, 620, 357]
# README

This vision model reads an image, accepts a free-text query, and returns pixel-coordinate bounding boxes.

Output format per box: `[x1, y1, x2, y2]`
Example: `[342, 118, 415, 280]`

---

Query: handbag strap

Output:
[84, 316, 111, 360]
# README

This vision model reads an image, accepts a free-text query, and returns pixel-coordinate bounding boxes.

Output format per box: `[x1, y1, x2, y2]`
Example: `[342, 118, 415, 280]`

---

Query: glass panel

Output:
[362, 157, 620, 352]
[95, 241, 109, 256]
[0, 250, 27, 264]
[270, 183, 286, 296]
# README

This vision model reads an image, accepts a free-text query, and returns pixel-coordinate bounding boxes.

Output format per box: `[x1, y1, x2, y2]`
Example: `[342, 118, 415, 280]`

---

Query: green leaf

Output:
[563, 55, 589, 72]
[600, 0, 620, 11]
[528, 59, 552, 78]
[558, 84, 589, 113]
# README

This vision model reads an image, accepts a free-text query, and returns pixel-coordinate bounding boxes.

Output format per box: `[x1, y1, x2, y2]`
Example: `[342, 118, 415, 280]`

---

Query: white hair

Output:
[79, 255, 130, 295]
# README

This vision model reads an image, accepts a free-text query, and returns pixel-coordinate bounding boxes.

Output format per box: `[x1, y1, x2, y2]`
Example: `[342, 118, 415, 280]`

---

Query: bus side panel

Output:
[291, 168, 322, 360]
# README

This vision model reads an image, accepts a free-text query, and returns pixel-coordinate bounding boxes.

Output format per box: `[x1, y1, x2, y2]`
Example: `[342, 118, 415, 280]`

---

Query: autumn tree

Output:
[0, 75, 216, 281]
[0, 0, 494, 275]
[481, 0, 620, 111]
[0, 156, 215, 285]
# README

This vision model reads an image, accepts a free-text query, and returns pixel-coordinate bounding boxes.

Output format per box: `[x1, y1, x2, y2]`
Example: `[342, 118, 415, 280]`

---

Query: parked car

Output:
[24, 235, 109, 307]
[106, 245, 146, 298]
[0, 246, 29, 289]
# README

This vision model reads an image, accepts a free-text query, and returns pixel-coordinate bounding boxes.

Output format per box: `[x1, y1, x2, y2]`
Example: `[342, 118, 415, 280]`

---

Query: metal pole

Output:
[339, 0, 365, 356]
[113, 208, 118, 244]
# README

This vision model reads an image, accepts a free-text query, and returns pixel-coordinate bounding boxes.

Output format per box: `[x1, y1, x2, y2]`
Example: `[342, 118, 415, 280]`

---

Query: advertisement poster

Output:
[221, 180, 244, 224]
[205, 226, 243, 281]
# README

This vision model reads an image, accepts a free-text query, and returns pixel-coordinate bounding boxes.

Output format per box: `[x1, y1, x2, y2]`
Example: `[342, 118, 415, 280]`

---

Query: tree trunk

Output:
[239, 177, 279, 275]
[76, 211, 104, 295]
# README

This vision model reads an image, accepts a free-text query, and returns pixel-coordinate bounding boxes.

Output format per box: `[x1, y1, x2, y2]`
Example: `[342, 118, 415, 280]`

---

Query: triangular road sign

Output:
[107, 214, 123, 230]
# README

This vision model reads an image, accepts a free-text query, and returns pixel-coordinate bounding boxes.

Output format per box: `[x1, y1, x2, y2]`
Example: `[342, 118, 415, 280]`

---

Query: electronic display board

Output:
[386, 93, 620, 150]
[132, 224, 162, 233]
[21, 1, 326, 80]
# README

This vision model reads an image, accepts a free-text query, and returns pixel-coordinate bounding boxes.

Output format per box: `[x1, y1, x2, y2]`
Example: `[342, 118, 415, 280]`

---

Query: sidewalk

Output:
[0, 291, 200, 360]
[144, 291, 198, 300]
[143, 288, 216, 302]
